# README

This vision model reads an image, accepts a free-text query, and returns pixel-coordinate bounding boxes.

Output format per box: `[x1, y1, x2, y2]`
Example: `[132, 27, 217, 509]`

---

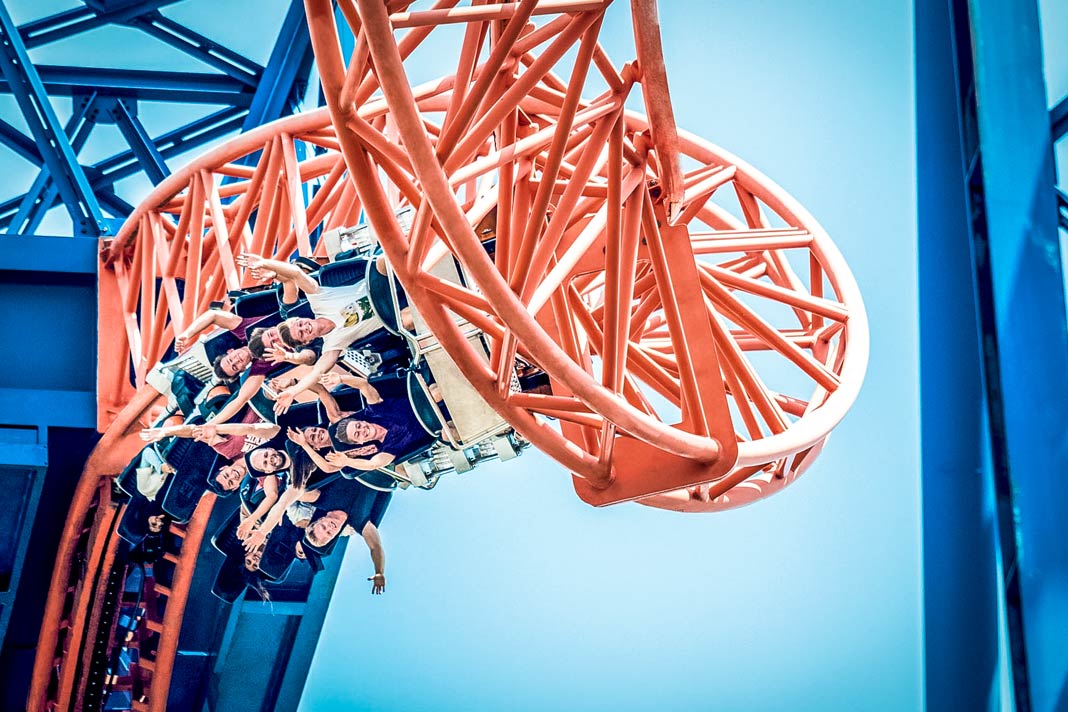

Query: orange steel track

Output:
[31, 3, 867, 708]
[90, 0, 868, 512]
[306, 0, 869, 508]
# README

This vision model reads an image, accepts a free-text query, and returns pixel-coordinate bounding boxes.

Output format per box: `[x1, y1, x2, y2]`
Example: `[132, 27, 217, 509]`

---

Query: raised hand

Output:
[273, 389, 296, 415]
[243, 528, 266, 553]
[368, 572, 386, 595]
[266, 344, 290, 365]
[236, 517, 255, 541]
[237, 252, 276, 282]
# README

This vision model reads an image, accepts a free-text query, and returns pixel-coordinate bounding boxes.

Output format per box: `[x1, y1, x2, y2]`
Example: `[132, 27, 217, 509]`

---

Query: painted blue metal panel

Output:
[0, 235, 97, 273]
[963, 0, 1068, 708]
[241, 0, 313, 132]
[916, 0, 1001, 708]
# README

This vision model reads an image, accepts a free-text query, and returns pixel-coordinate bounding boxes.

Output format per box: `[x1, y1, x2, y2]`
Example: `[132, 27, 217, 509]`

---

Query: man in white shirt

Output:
[235, 252, 384, 414]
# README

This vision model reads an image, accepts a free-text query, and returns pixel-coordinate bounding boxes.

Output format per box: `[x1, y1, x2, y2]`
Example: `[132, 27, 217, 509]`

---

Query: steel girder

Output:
[0, 0, 314, 237]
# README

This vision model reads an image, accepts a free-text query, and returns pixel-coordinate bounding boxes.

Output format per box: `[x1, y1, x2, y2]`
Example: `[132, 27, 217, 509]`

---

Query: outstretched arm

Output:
[236, 475, 279, 540]
[319, 372, 382, 406]
[194, 422, 279, 441]
[237, 252, 319, 295]
[175, 309, 243, 352]
[140, 423, 196, 442]
[287, 427, 343, 473]
[244, 484, 304, 552]
[361, 521, 386, 594]
[265, 344, 318, 366]
[273, 352, 342, 414]
[325, 451, 396, 471]
[206, 375, 265, 425]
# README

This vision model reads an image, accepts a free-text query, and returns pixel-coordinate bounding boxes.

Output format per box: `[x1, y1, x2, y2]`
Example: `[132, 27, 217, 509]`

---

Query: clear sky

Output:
[297, 2, 923, 711]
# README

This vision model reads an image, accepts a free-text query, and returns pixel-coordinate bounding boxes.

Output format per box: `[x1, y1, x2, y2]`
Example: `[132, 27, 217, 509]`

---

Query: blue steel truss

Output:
[0, 0, 315, 237]
[0, 0, 316, 682]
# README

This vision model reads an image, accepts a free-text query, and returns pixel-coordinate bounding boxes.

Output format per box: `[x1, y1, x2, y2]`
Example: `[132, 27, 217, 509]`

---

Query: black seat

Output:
[201, 329, 244, 370]
[316, 257, 369, 288]
[237, 472, 266, 513]
[211, 558, 252, 604]
[340, 467, 399, 491]
[257, 520, 304, 582]
[234, 286, 285, 319]
[279, 298, 314, 319]
[367, 262, 403, 334]
[116, 449, 147, 497]
[159, 442, 220, 522]
[302, 483, 391, 556]
[117, 495, 165, 545]
[210, 506, 244, 556]
[407, 369, 443, 438]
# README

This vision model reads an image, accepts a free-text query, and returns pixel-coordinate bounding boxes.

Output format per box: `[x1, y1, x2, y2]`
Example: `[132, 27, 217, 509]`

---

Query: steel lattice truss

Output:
[29, 4, 869, 710]
[99, 0, 868, 511]
[0, 0, 315, 236]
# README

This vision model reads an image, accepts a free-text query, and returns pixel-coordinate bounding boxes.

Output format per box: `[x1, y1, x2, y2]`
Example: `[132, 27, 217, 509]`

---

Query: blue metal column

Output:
[917, 0, 1000, 707]
[950, 0, 1068, 708]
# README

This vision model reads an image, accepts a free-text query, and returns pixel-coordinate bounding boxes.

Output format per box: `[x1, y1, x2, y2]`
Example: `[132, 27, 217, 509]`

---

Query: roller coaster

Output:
[12, 1, 868, 710]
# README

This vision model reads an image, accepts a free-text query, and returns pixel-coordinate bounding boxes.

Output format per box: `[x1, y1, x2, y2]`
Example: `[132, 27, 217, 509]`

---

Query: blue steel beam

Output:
[1051, 94, 1068, 144]
[0, 118, 40, 164]
[95, 187, 135, 219]
[92, 105, 245, 184]
[0, 2, 103, 236]
[917, 1, 1000, 707]
[108, 98, 170, 185]
[132, 12, 263, 87]
[10, 93, 99, 236]
[951, 0, 1068, 709]
[242, 0, 314, 131]
[18, 1, 183, 49]
[0, 106, 247, 230]
[0, 65, 253, 105]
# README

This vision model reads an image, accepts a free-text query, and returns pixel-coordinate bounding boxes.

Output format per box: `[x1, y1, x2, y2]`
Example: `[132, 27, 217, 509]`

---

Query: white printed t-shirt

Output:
[306, 281, 383, 353]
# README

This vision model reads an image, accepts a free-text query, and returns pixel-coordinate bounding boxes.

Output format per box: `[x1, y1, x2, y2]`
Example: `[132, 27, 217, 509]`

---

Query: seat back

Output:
[316, 256, 369, 288]
[257, 520, 303, 582]
[117, 495, 163, 545]
[159, 442, 220, 522]
[233, 287, 285, 319]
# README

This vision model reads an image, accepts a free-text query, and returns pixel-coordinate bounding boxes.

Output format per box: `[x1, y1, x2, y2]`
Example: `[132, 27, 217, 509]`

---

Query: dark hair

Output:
[206, 460, 242, 497]
[247, 328, 268, 358]
[243, 448, 276, 478]
[277, 321, 301, 349]
[212, 352, 234, 382]
[212, 349, 245, 382]
[328, 418, 354, 446]
[305, 510, 346, 547]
